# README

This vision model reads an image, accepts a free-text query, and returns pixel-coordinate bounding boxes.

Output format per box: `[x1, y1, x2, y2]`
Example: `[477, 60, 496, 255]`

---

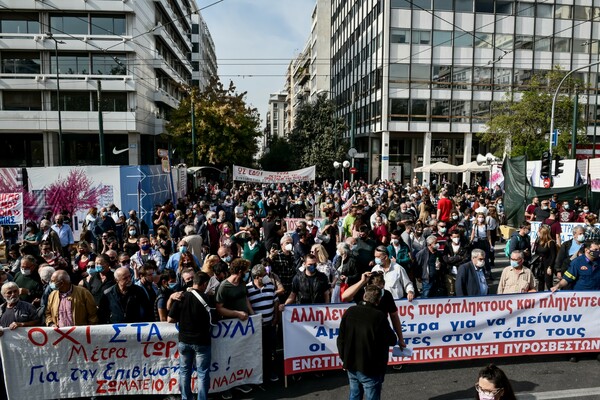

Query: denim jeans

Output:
[421, 281, 432, 298]
[178, 342, 211, 400]
[347, 370, 384, 400]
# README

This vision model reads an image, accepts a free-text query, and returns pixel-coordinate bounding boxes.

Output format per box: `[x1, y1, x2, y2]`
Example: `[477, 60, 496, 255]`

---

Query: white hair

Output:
[1, 282, 18, 295]
[39, 266, 56, 283]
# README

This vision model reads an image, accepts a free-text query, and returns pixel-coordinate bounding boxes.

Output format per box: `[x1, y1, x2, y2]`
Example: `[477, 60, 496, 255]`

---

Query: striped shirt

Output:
[246, 282, 276, 324]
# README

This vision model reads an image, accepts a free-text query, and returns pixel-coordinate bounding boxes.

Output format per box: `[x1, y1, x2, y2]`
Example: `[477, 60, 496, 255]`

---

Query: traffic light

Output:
[554, 154, 565, 176]
[541, 151, 551, 177]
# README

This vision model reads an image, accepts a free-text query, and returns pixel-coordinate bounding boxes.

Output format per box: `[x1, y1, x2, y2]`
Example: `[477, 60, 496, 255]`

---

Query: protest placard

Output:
[0, 193, 23, 225]
[233, 166, 316, 183]
[0, 316, 262, 399]
[282, 292, 600, 375]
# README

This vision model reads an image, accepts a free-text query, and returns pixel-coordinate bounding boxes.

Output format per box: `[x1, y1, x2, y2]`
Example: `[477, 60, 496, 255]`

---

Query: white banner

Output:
[233, 165, 316, 183]
[282, 292, 600, 375]
[0, 317, 262, 399]
[0, 192, 23, 225]
[527, 221, 600, 243]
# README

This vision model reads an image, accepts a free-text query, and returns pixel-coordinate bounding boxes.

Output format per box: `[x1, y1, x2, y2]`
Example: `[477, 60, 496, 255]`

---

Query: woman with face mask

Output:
[72, 241, 96, 285]
[474, 364, 516, 400]
[232, 228, 266, 267]
[533, 225, 557, 291]
[123, 225, 140, 257]
[155, 269, 177, 322]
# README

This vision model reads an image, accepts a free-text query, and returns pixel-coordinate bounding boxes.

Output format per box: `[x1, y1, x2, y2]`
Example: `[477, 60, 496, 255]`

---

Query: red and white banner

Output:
[233, 165, 315, 183]
[0, 192, 23, 225]
[282, 292, 600, 375]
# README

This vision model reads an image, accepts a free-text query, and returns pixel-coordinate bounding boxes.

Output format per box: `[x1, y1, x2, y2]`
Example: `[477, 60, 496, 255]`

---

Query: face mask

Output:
[510, 261, 520, 268]
[221, 255, 232, 263]
[265, 266, 271, 274]
[87, 267, 95, 275]
[121, 262, 130, 268]
[223, 228, 231, 234]
[95, 264, 104, 273]
[541, 206, 548, 210]
[25, 227, 32, 233]
[262, 275, 272, 285]
[392, 239, 399, 246]
[141, 244, 151, 251]
[307, 220, 314, 226]
[584, 209, 590, 213]
[563, 204, 569, 210]
[478, 393, 496, 400]
[185, 280, 194, 288]
[452, 237, 460, 244]
[306, 264, 316, 273]
[129, 230, 136, 236]
[168, 282, 178, 289]
[478, 218, 485, 223]
[103, 212, 109, 217]
[284, 243, 293, 252]
[20, 268, 31, 276]
[439, 228, 446, 233]
[452, 215, 459, 220]
[243, 272, 250, 281]
[475, 260, 485, 268]
[211, 218, 217, 224]
[6, 297, 18, 305]
[375, 257, 383, 265]
[434, 244, 440, 250]
[591, 250, 600, 259]
[180, 246, 187, 254]
[576, 234, 585, 243]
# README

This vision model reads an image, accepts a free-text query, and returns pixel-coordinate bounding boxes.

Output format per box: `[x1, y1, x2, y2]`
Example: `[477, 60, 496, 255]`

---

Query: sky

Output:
[201, 0, 315, 128]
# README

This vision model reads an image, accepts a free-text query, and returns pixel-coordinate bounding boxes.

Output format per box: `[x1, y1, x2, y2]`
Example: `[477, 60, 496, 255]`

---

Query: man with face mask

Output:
[456, 249, 489, 297]
[13, 255, 43, 304]
[0, 282, 38, 330]
[46, 270, 98, 327]
[551, 240, 600, 292]
[415, 235, 443, 298]
[247, 264, 279, 382]
[270, 236, 295, 301]
[371, 246, 414, 301]
[98, 267, 153, 323]
[281, 254, 330, 308]
[82, 253, 115, 306]
[497, 250, 536, 294]
[554, 225, 585, 282]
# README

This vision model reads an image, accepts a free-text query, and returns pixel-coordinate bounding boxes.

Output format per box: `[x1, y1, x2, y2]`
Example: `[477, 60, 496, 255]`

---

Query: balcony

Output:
[154, 88, 180, 109]
[0, 111, 136, 132]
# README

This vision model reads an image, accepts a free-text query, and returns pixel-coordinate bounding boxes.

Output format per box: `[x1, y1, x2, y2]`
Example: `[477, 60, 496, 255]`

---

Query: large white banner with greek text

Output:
[0, 192, 23, 225]
[282, 292, 600, 375]
[0, 317, 262, 399]
[528, 221, 600, 243]
[233, 165, 316, 183]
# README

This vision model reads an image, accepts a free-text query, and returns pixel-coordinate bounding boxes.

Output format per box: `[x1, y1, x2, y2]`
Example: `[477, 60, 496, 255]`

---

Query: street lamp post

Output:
[333, 160, 350, 183]
[47, 32, 66, 166]
[549, 60, 600, 158]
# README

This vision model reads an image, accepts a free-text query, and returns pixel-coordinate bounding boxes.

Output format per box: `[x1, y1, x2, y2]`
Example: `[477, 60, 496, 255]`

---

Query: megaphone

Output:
[485, 153, 500, 163]
[476, 154, 488, 165]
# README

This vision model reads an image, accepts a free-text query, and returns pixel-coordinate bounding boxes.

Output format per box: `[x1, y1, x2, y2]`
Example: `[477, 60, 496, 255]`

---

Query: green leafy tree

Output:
[167, 78, 261, 167]
[259, 136, 295, 171]
[479, 68, 587, 159]
[287, 93, 348, 178]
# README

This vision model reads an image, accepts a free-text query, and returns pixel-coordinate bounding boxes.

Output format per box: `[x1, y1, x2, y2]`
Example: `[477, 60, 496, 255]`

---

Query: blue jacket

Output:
[563, 254, 600, 290]
[456, 261, 487, 297]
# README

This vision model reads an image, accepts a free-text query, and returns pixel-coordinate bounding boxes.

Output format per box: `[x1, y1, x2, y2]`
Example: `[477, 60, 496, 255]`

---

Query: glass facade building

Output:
[331, 0, 600, 182]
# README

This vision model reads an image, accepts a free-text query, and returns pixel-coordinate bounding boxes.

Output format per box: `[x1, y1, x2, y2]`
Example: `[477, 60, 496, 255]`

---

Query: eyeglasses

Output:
[475, 384, 503, 397]
[510, 258, 521, 262]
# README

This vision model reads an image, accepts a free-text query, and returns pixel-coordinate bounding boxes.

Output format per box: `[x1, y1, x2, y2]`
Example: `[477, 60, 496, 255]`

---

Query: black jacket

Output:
[337, 302, 396, 376]
[456, 261, 486, 297]
[98, 284, 153, 324]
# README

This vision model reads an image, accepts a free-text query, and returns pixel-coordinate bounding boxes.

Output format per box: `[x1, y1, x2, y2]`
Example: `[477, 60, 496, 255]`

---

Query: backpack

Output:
[504, 235, 520, 257]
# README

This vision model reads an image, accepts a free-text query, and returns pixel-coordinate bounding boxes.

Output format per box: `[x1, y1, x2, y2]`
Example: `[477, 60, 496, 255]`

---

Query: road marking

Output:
[458, 387, 600, 400]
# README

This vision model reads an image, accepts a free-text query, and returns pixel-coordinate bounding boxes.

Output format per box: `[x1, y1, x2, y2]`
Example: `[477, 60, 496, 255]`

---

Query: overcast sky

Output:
[201, 0, 315, 128]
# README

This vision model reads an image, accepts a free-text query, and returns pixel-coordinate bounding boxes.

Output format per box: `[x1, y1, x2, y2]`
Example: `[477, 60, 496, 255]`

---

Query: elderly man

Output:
[98, 267, 153, 323]
[46, 270, 98, 327]
[371, 246, 414, 301]
[456, 249, 489, 297]
[414, 235, 443, 298]
[165, 239, 202, 271]
[183, 225, 203, 259]
[555, 225, 586, 282]
[270, 235, 296, 300]
[497, 250, 536, 294]
[40, 220, 62, 257]
[51, 214, 74, 259]
[13, 255, 43, 304]
[0, 282, 38, 330]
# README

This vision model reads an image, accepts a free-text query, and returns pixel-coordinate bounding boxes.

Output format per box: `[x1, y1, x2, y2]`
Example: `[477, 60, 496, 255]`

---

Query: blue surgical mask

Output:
[168, 282, 178, 289]
[211, 218, 217, 224]
[180, 246, 187, 254]
[243, 272, 250, 281]
[577, 234, 585, 243]
[86, 267, 95, 275]
[222, 256, 232, 263]
[95, 264, 104, 273]
[307, 264, 317, 273]
[374, 257, 383, 265]
[510, 261, 520, 268]
[49, 282, 57, 291]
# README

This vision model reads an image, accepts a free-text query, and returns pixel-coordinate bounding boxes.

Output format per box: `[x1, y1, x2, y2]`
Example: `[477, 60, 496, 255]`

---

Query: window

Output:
[51, 91, 91, 111]
[433, 0, 452, 11]
[574, 6, 593, 21]
[412, 64, 430, 88]
[391, 28, 410, 44]
[432, 65, 451, 88]
[50, 14, 88, 34]
[515, 35, 534, 50]
[495, 34, 513, 50]
[537, 4, 553, 19]
[496, 1, 513, 15]
[390, 99, 408, 121]
[0, 12, 39, 34]
[92, 54, 126, 75]
[555, 5, 572, 19]
[454, 32, 472, 47]
[391, 0, 411, 8]
[433, 30, 452, 46]
[91, 15, 126, 35]
[51, 53, 89, 74]
[474, 33, 493, 48]
[516, 2, 535, 17]
[475, 0, 494, 14]
[3, 91, 41, 111]
[412, 0, 431, 9]
[472, 101, 490, 123]
[389, 63, 410, 80]
[1, 51, 40, 74]
[431, 99, 450, 121]
[554, 37, 571, 53]
[534, 37, 552, 51]
[411, 99, 427, 121]
[451, 100, 469, 122]
[94, 92, 127, 112]
[493, 68, 512, 89]
[412, 30, 431, 45]
[514, 69, 533, 88]
[455, 0, 473, 12]
[453, 67, 471, 89]
[472, 67, 491, 90]
[573, 39, 591, 54]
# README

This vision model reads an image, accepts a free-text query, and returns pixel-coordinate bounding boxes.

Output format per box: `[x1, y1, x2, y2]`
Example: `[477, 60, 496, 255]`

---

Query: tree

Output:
[168, 78, 261, 168]
[479, 68, 587, 159]
[287, 93, 348, 178]
[259, 136, 295, 171]
[44, 169, 109, 217]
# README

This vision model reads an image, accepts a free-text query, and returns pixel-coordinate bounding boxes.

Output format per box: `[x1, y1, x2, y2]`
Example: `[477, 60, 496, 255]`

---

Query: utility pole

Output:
[191, 96, 196, 166]
[571, 89, 578, 159]
[97, 80, 105, 165]
[47, 33, 65, 165]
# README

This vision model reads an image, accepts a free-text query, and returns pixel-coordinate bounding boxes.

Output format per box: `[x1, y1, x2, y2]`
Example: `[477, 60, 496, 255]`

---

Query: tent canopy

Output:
[414, 161, 463, 173]
[456, 161, 491, 173]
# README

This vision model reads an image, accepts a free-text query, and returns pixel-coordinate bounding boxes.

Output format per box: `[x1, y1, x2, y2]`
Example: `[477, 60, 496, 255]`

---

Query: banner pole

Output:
[284, 375, 288, 389]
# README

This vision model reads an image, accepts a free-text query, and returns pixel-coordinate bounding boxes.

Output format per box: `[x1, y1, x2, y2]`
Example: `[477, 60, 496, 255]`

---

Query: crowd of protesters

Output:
[0, 177, 599, 399]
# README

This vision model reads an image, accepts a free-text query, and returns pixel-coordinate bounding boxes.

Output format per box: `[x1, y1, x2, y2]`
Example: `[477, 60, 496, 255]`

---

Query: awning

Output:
[414, 161, 463, 173]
